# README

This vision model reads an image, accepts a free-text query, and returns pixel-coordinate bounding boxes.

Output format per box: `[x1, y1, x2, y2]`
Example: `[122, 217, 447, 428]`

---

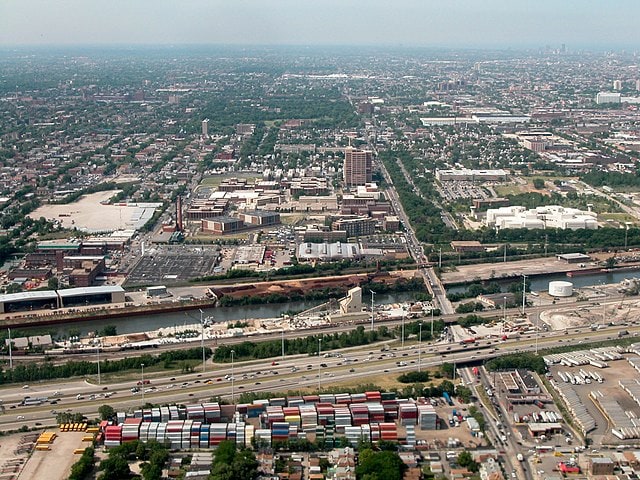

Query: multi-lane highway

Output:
[1, 320, 636, 431]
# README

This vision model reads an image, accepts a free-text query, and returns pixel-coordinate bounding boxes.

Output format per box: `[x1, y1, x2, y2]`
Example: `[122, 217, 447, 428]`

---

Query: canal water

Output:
[35, 270, 639, 337]
[46, 291, 423, 336]
[445, 269, 640, 294]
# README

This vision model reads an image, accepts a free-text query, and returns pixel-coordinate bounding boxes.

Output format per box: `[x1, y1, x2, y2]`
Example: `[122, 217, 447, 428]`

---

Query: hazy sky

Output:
[1, 0, 638, 49]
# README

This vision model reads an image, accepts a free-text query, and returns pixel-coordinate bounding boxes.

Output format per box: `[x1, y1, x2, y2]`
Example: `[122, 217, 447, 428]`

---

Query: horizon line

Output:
[0, 42, 637, 53]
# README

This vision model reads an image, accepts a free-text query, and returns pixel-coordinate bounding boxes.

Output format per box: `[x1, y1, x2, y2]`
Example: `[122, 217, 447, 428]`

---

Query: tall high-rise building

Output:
[343, 147, 373, 187]
[613, 80, 623, 91]
[636, 79, 640, 92]
[202, 118, 209, 137]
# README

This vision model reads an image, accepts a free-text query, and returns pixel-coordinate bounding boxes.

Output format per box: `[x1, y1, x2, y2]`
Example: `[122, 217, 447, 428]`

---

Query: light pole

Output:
[438, 248, 442, 268]
[370, 290, 376, 331]
[401, 311, 405, 349]
[230, 349, 235, 404]
[535, 314, 540, 355]
[96, 338, 101, 385]
[8, 328, 12, 370]
[502, 296, 507, 334]
[141, 363, 145, 405]
[281, 328, 285, 362]
[430, 306, 434, 338]
[318, 338, 322, 391]
[418, 321, 423, 372]
[521, 274, 527, 315]
[625, 222, 631, 249]
[199, 309, 206, 373]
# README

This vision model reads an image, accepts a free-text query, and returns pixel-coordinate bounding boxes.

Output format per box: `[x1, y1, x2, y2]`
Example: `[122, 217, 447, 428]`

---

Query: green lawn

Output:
[599, 213, 637, 226]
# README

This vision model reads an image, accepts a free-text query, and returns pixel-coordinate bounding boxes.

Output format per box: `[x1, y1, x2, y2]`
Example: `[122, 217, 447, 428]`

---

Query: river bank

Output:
[0, 270, 419, 331]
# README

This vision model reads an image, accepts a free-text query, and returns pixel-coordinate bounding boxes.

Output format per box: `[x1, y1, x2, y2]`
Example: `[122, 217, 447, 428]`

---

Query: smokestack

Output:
[176, 196, 183, 232]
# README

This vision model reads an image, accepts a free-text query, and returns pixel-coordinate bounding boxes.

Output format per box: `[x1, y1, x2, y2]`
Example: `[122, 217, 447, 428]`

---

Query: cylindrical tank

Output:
[549, 280, 573, 297]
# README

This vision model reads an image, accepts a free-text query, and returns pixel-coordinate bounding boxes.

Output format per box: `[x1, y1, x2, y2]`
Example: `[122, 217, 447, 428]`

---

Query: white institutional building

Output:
[485, 205, 597, 230]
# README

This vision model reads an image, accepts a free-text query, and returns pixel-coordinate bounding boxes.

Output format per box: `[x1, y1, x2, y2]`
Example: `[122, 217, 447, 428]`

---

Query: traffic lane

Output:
[1, 325, 633, 427]
[0, 360, 406, 428]
[0, 324, 619, 409]
[1, 319, 627, 405]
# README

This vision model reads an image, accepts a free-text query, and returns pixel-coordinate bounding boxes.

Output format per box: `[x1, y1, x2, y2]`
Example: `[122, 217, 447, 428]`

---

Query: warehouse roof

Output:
[58, 286, 125, 298]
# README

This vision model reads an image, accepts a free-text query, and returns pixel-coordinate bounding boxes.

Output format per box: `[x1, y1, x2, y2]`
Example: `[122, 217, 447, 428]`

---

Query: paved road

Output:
[374, 152, 455, 313]
[1, 320, 636, 431]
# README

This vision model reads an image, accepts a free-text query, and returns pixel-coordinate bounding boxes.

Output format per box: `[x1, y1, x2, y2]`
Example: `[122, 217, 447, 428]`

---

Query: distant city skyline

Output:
[1, 0, 639, 50]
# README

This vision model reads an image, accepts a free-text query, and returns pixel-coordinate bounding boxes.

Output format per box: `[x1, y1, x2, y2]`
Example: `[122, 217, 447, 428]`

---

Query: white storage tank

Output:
[549, 280, 573, 297]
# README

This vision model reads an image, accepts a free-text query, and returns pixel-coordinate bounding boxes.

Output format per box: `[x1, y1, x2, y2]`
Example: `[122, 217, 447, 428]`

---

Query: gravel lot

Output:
[29, 191, 133, 231]
[19, 431, 86, 480]
[441, 257, 590, 285]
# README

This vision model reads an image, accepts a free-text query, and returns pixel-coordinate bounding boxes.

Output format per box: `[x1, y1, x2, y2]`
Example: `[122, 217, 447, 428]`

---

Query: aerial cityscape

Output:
[3, 2, 640, 480]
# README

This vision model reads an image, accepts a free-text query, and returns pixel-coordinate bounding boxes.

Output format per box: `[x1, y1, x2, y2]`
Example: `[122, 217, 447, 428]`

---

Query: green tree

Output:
[5, 283, 22, 294]
[68, 447, 95, 480]
[457, 450, 479, 472]
[213, 440, 237, 466]
[99, 325, 117, 336]
[440, 363, 455, 379]
[440, 380, 455, 395]
[47, 276, 59, 290]
[356, 449, 405, 480]
[141, 462, 163, 480]
[98, 456, 130, 480]
[210, 440, 259, 480]
[455, 385, 473, 404]
[98, 404, 115, 421]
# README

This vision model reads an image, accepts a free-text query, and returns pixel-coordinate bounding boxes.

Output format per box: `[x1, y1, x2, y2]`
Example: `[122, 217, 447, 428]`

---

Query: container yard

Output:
[92, 390, 479, 450]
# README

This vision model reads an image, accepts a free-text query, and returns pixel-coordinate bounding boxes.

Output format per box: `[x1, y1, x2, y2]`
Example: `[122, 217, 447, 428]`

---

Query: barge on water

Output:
[566, 267, 604, 277]
[0, 299, 216, 330]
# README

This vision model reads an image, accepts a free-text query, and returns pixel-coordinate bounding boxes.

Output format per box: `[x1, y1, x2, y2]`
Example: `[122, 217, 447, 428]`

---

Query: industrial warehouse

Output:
[0, 286, 125, 313]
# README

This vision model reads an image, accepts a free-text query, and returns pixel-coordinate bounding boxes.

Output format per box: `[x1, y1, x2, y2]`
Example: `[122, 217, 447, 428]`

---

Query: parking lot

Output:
[125, 245, 220, 286]
[547, 348, 640, 447]
[439, 180, 493, 201]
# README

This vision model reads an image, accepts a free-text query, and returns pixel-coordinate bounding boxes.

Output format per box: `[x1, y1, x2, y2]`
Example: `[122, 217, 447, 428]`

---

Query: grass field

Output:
[599, 213, 638, 226]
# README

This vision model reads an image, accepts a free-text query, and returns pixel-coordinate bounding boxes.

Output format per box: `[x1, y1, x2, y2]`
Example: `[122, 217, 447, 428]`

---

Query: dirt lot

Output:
[0, 431, 39, 479]
[19, 431, 86, 480]
[441, 257, 595, 285]
[29, 191, 132, 231]
[0, 429, 86, 480]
